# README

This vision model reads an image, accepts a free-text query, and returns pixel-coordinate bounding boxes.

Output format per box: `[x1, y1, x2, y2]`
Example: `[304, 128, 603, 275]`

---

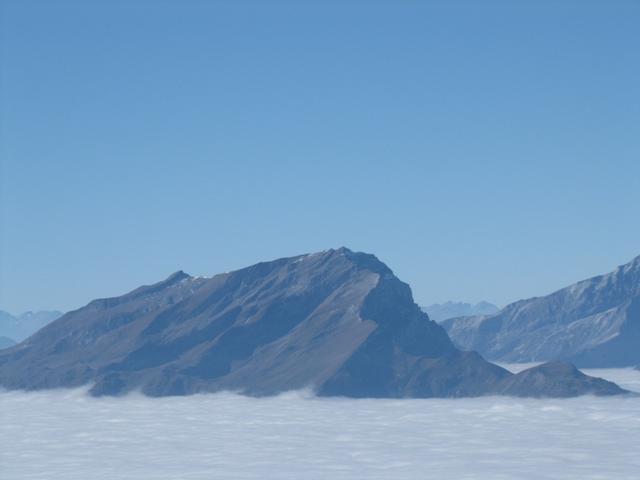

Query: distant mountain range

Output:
[443, 255, 640, 367]
[421, 301, 499, 322]
[0, 310, 63, 345]
[0, 248, 625, 398]
[0, 337, 17, 349]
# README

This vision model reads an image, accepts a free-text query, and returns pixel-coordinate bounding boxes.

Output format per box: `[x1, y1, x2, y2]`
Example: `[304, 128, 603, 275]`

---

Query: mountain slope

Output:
[0, 248, 626, 397]
[443, 255, 640, 367]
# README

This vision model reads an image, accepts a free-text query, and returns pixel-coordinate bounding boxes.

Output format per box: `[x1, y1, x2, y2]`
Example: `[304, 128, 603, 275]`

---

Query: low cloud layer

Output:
[1, 368, 639, 480]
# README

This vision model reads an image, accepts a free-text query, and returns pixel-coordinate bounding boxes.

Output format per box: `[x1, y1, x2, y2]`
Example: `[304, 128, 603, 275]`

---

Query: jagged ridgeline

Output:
[0, 248, 627, 397]
[443, 255, 640, 367]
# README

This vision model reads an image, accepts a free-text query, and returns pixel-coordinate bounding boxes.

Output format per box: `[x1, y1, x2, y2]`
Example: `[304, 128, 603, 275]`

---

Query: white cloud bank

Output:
[1, 368, 639, 480]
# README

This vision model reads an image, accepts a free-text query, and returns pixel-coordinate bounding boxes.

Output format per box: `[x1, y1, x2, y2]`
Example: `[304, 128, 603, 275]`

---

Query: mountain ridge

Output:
[0, 248, 627, 398]
[443, 254, 640, 367]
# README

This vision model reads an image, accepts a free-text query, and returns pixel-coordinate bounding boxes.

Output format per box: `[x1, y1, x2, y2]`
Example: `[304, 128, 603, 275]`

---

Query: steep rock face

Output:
[0, 249, 627, 397]
[443, 256, 640, 367]
[318, 279, 506, 398]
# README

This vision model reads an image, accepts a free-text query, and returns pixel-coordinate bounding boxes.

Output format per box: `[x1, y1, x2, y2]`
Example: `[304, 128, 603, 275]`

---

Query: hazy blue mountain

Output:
[443, 255, 640, 367]
[0, 310, 63, 343]
[0, 337, 17, 349]
[0, 248, 626, 398]
[422, 301, 499, 322]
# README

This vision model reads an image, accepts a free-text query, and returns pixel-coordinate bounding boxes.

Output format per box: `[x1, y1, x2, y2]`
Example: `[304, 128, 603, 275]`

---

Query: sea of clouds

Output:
[1, 367, 639, 480]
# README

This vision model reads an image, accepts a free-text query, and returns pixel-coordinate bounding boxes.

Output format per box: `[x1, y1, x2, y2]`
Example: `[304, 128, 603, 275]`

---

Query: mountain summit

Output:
[443, 255, 640, 367]
[0, 248, 626, 397]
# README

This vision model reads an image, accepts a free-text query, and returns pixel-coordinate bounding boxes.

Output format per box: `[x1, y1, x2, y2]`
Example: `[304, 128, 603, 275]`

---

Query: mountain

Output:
[496, 362, 624, 397]
[422, 301, 499, 322]
[443, 255, 640, 367]
[0, 337, 17, 349]
[0, 310, 63, 343]
[0, 248, 626, 397]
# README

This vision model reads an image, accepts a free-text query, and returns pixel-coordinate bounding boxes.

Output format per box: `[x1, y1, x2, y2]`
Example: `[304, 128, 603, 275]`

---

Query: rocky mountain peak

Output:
[0, 249, 627, 398]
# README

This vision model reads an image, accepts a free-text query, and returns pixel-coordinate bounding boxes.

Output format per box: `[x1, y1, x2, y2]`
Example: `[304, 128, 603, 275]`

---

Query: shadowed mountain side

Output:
[0, 248, 628, 398]
[320, 350, 511, 398]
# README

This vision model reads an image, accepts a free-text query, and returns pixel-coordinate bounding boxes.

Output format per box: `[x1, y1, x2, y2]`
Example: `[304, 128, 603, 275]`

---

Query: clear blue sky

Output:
[1, 0, 639, 314]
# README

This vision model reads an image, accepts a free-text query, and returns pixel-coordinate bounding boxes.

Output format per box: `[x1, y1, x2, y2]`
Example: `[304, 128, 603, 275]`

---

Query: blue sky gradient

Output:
[1, 0, 639, 313]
